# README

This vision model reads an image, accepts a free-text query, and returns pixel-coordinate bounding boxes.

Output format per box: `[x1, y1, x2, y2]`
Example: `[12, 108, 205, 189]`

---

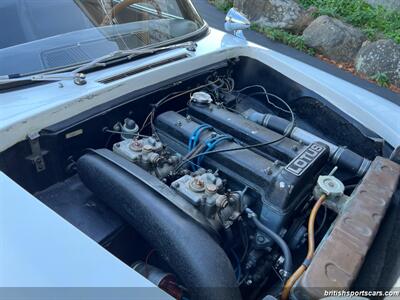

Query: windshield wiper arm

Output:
[0, 41, 197, 86]
[72, 41, 197, 77]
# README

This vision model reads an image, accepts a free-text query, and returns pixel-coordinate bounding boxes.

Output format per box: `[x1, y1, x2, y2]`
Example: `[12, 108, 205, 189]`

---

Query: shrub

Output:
[251, 24, 316, 55]
[209, 0, 233, 12]
[371, 72, 391, 87]
[298, 0, 400, 43]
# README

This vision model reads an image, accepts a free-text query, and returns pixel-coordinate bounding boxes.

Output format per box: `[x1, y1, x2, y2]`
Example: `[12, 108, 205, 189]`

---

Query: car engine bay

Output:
[1, 57, 400, 300]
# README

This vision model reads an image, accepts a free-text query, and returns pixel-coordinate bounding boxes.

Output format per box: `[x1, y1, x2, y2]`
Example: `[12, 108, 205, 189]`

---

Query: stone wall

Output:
[214, 0, 400, 89]
[233, 0, 314, 33]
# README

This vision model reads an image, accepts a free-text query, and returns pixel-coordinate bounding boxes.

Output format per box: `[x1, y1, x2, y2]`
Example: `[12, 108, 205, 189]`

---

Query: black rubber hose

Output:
[246, 110, 371, 176]
[77, 149, 241, 300]
[246, 209, 293, 279]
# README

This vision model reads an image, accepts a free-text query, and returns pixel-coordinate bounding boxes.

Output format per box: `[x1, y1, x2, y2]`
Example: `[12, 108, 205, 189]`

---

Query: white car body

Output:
[1, 28, 399, 153]
[1, 9, 399, 299]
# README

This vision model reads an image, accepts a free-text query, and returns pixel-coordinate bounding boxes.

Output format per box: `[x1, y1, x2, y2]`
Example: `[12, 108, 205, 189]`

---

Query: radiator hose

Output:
[77, 149, 241, 300]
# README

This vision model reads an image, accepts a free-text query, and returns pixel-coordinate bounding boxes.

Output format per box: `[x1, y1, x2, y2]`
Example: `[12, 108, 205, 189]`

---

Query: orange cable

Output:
[281, 194, 327, 300]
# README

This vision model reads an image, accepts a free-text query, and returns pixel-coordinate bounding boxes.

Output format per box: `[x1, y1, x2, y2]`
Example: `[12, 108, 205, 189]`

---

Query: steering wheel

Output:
[102, 0, 162, 25]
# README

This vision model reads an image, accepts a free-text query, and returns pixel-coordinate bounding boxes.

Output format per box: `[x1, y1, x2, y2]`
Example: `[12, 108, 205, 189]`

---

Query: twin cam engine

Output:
[76, 90, 377, 300]
[107, 92, 360, 240]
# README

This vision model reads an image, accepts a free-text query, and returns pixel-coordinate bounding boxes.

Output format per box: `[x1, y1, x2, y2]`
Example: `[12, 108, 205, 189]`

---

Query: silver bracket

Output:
[26, 132, 48, 173]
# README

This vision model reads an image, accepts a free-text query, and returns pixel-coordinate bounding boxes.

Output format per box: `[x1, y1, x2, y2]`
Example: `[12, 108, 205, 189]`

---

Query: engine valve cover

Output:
[156, 111, 330, 232]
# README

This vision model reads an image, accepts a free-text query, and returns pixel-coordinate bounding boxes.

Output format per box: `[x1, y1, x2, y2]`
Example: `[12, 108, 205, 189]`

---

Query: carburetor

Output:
[171, 169, 241, 229]
[113, 136, 181, 179]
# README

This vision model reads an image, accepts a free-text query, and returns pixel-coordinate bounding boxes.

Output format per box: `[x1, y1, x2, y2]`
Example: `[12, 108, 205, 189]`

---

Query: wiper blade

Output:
[72, 41, 197, 76]
[0, 41, 197, 86]
[0, 73, 83, 84]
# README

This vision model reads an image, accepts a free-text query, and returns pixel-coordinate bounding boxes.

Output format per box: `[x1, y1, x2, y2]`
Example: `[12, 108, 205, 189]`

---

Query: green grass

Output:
[251, 24, 316, 55]
[209, 0, 399, 89]
[209, 0, 314, 55]
[209, 0, 233, 12]
[298, 0, 400, 43]
[210, 0, 399, 43]
[371, 72, 391, 87]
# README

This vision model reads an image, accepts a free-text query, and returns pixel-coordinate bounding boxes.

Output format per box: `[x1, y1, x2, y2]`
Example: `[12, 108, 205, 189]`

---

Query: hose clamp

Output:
[245, 208, 256, 218]
[302, 258, 312, 268]
[357, 158, 371, 177]
[332, 147, 345, 165]
[262, 114, 272, 127]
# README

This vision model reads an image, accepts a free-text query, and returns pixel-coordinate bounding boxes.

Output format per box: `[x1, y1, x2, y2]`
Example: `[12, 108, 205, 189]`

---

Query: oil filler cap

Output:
[191, 92, 213, 105]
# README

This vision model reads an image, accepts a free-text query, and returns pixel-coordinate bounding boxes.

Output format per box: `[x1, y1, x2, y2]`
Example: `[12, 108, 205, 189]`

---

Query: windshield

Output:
[0, 0, 204, 77]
